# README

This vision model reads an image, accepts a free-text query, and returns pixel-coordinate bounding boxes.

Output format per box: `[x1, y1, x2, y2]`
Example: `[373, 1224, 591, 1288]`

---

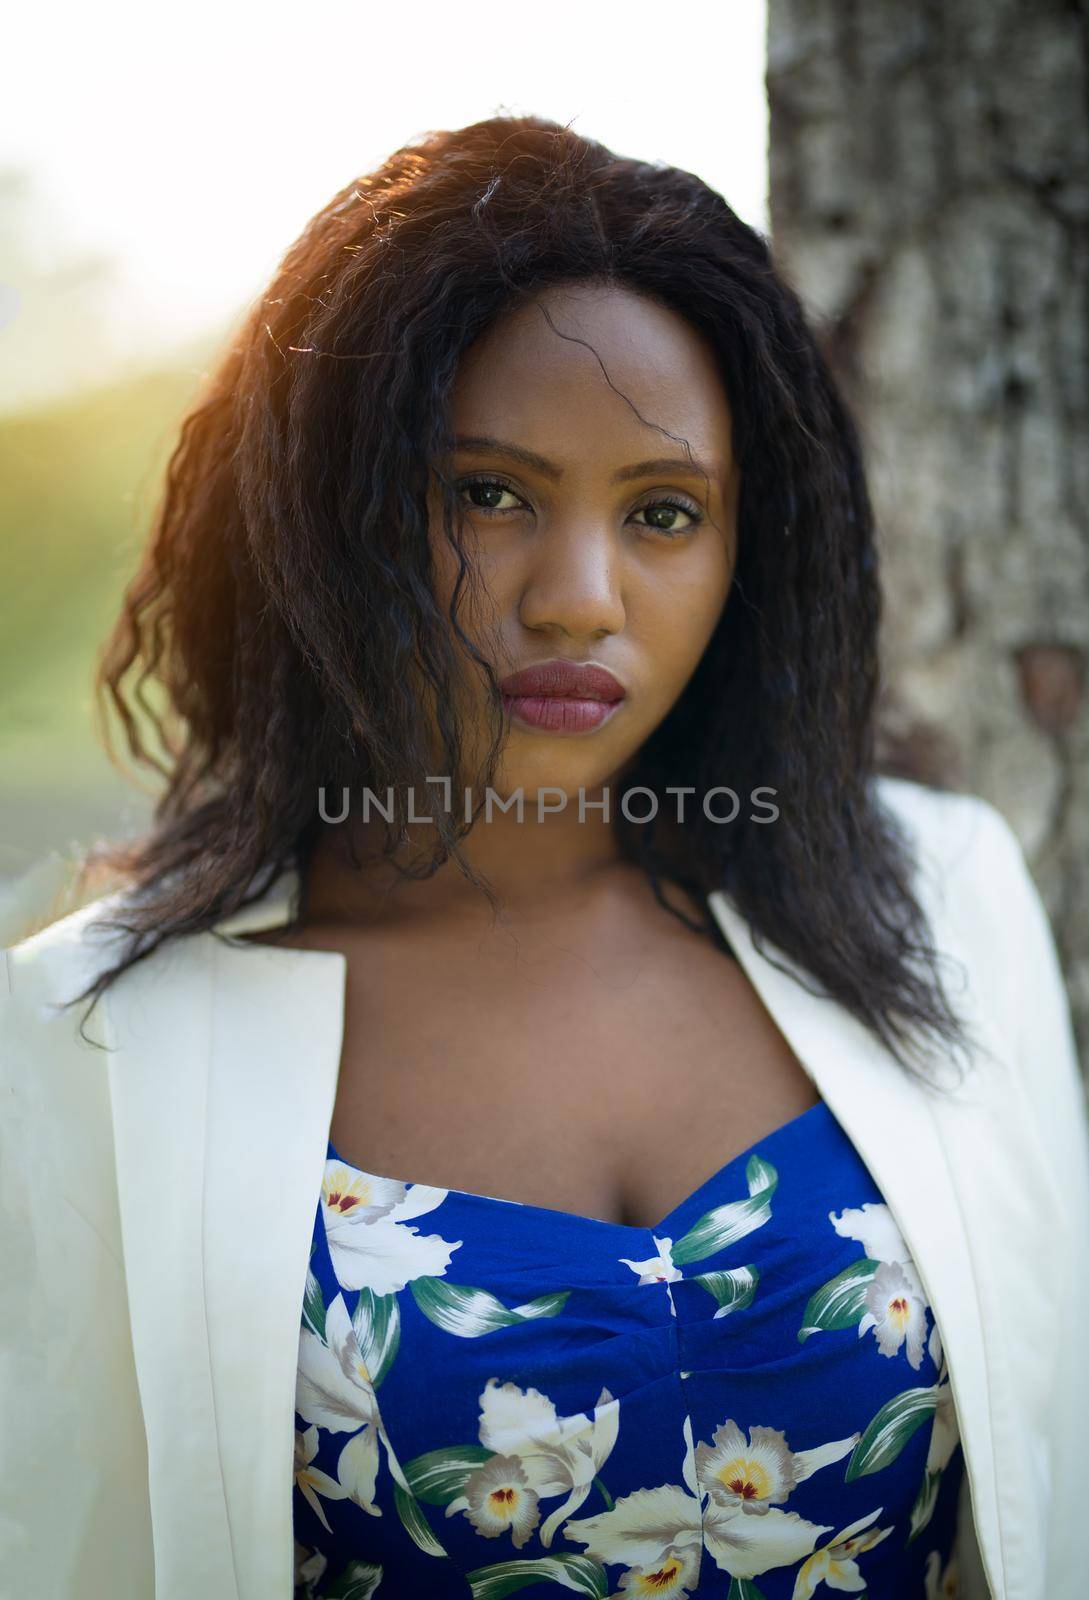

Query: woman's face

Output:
[428, 280, 738, 800]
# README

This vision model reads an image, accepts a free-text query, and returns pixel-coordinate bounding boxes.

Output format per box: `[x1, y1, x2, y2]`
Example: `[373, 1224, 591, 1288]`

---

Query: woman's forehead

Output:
[450, 283, 734, 483]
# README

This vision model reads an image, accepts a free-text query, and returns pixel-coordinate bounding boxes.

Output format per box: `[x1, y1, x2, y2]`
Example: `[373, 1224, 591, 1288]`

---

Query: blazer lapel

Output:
[202, 933, 347, 1599]
[107, 870, 347, 1600]
[106, 928, 239, 1599]
[706, 888, 1006, 1600]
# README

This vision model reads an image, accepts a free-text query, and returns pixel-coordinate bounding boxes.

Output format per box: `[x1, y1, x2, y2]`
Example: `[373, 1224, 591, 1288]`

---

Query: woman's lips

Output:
[498, 659, 627, 735]
[501, 694, 622, 733]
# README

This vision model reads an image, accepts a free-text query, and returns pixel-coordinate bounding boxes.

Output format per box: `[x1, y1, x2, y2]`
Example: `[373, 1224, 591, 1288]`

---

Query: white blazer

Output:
[3, 775, 1087, 1600]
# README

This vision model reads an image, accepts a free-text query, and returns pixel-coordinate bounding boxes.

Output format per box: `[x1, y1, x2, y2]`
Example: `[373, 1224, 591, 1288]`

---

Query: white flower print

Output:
[295, 1289, 409, 1515]
[619, 1235, 683, 1314]
[459, 1452, 541, 1549]
[321, 1159, 463, 1296]
[296, 1291, 379, 1431]
[695, 1421, 859, 1516]
[449, 1377, 620, 1548]
[292, 1535, 328, 1592]
[791, 1506, 893, 1598]
[826, 1201, 932, 1363]
[570, 1474, 826, 1587]
[294, 1425, 348, 1535]
[860, 1260, 928, 1369]
[564, 1481, 704, 1588]
[924, 1546, 960, 1597]
[323, 1161, 415, 1225]
[696, 1419, 858, 1581]
[829, 1202, 925, 1299]
[556, 1405, 705, 1596]
[704, 1501, 832, 1582]
[927, 1381, 960, 1477]
[924, 1323, 961, 1477]
[565, 1413, 863, 1588]
[614, 1546, 701, 1598]
[335, 1428, 387, 1518]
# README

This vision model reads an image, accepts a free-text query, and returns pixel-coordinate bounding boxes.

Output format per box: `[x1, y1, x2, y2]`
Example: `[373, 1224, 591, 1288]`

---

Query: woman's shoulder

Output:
[1, 890, 142, 1276]
[879, 777, 1086, 1159]
[3, 885, 133, 1022]
[2, 873, 198, 1066]
[873, 777, 1084, 1117]
[873, 772, 1021, 883]
[3, 856, 234, 1016]
[872, 774, 1043, 950]
[3, 855, 297, 1016]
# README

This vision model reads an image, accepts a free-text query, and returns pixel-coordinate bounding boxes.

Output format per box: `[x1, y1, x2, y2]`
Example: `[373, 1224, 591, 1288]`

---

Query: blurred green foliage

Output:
[0, 352, 216, 870]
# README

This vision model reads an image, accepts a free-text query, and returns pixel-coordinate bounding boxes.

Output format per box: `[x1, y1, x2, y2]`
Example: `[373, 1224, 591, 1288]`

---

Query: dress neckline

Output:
[324, 1096, 832, 1236]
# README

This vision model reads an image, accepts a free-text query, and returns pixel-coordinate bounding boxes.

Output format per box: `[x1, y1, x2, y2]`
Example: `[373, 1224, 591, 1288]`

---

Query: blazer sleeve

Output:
[0, 924, 155, 1597]
[975, 799, 1089, 1596]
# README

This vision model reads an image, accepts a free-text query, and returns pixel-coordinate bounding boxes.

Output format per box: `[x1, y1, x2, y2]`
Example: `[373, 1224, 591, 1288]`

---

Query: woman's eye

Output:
[631, 499, 702, 535]
[455, 478, 701, 534]
[457, 477, 523, 513]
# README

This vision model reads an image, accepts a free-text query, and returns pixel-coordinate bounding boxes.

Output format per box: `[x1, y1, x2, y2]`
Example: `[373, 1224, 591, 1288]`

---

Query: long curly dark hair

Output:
[62, 112, 973, 1080]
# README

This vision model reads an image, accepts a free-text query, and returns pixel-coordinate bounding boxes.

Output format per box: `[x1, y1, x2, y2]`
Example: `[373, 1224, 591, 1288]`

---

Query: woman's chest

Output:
[326, 919, 823, 1231]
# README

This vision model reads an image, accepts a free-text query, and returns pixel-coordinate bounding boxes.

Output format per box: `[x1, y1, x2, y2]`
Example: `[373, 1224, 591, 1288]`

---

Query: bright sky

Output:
[1, 0, 768, 411]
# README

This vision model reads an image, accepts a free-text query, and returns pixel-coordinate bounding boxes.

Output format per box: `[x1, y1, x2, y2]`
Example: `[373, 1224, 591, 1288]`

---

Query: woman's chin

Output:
[484, 754, 621, 810]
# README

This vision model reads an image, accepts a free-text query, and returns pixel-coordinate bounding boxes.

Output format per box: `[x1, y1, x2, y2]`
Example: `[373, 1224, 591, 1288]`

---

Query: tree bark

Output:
[766, 0, 1089, 1060]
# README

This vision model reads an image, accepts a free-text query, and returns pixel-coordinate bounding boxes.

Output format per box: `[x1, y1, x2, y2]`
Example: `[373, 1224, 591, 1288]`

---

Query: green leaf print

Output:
[692, 1265, 760, 1317]
[302, 1265, 326, 1342]
[591, 1473, 614, 1511]
[393, 1478, 449, 1557]
[907, 1467, 943, 1543]
[320, 1560, 383, 1599]
[670, 1155, 779, 1268]
[351, 1288, 401, 1388]
[410, 1277, 571, 1336]
[797, 1258, 880, 1341]
[845, 1384, 939, 1479]
[727, 1579, 770, 1600]
[402, 1443, 496, 1504]
[465, 1552, 610, 1598]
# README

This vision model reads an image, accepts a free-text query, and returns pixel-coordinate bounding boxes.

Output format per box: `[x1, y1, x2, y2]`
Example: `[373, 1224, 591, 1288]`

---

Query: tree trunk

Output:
[766, 0, 1089, 1060]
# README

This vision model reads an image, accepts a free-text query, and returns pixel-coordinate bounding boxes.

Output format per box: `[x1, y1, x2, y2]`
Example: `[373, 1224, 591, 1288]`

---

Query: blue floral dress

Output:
[292, 1099, 964, 1599]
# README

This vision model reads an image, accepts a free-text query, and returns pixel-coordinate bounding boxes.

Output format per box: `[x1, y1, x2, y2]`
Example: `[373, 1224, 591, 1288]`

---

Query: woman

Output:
[2, 116, 1086, 1600]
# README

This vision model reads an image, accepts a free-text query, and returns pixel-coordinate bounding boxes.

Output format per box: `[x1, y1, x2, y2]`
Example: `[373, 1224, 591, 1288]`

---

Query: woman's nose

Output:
[516, 520, 626, 640]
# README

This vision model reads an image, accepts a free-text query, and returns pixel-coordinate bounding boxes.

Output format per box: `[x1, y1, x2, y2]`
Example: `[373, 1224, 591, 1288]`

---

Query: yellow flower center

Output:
[635, 1555, 685, 1592]
[325, 1176, 373, 1215]
[489, 1486, 518, 1513]
[721, 1455, 772, 1500]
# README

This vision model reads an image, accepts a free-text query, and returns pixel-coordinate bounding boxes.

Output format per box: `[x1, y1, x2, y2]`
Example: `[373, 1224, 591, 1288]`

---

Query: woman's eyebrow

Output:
[447, 433, 718, 486]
